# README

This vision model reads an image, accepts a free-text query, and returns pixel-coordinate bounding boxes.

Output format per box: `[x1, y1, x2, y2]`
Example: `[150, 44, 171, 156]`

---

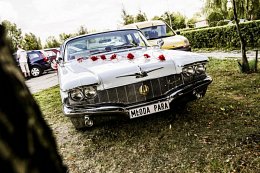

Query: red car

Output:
[44, 48, 60, 70]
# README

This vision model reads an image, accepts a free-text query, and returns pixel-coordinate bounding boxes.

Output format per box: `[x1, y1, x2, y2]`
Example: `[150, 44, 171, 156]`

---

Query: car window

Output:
[65, 30, 148, 61]
[141, 24, 175, 39]
[28, 53, 40, 59]
[46, 50, 56, 56]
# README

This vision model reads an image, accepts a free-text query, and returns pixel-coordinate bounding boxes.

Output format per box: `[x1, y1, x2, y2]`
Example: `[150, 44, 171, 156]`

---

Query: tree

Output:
[208, 11, 225, 26]
[135, 10, 148, 22]
[187, 18, 197, 28]
[172, 12, 186, 29]
[232, 0, 250, 72]
[23, 33, 42, 50]
[59, 33, 73, 44]
[45, 36, 60, 48]
[152, 16, 162, 20]
[204, 0, 260, 20]
[0, 23, 67, 173]
[1, 20, 23, 53]
[121, 7, 135, 25]
[160, 12, 186, 30]
[76, 25, 88, 36]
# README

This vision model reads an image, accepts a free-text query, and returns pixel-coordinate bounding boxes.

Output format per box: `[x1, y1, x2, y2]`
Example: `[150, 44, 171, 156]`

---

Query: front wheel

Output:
[31, 66, 42, 77]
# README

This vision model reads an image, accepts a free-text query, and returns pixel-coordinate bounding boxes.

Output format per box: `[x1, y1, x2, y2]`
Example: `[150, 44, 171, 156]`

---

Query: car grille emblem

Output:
[139, 84, 149, 96]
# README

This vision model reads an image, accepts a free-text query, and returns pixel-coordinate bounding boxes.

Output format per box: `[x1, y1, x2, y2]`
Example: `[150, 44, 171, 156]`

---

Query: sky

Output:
[0, 0, 204, 43]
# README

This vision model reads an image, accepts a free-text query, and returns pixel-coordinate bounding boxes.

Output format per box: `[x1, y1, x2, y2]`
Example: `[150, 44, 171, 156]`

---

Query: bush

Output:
[182, 20, 260, 49]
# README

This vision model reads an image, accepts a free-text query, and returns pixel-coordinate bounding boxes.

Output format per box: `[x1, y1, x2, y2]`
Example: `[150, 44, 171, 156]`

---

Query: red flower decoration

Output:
[127, 53, 134, 60]
[91, 56, 98, 61]
[110, 54, 117, 60]
[100, 55, 106, 60]
[158, 54, 166, 61]
[144, 54, 150, 58]
[77, 57, 84, 63]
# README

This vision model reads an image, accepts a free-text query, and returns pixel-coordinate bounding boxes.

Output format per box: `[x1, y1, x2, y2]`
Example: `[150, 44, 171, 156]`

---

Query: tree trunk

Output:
[0, 25, 67, 172]
[232, 0, 250, 73]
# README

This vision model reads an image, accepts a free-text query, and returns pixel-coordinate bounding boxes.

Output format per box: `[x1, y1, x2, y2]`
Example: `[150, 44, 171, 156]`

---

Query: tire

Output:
[31, 66, 42, 77]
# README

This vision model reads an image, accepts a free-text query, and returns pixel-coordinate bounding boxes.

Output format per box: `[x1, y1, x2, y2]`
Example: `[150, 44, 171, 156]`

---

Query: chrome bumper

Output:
[63, 76, 212, 118]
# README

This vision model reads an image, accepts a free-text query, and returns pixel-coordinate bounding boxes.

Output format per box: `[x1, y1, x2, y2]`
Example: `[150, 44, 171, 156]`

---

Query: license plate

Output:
[129, 101, 170, 119]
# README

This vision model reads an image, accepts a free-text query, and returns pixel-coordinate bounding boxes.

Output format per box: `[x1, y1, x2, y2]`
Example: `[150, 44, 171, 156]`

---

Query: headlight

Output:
[182, 66, 195, 76]
[195, 64, 206, 73]
[69, 89, 84, 102]
[83, 86, 97, 99]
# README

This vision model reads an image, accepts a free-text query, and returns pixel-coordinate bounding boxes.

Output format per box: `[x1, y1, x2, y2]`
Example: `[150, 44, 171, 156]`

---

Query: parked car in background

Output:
[122, 20, 191, 51]
[44, 48, 60, 70]
[57, 29, 212, 130]
[27, 50, 51, 77]
[14, 50, 51, 77]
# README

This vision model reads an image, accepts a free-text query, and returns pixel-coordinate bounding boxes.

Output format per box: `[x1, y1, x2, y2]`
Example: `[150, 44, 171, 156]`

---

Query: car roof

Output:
[122, 20, 165, 29]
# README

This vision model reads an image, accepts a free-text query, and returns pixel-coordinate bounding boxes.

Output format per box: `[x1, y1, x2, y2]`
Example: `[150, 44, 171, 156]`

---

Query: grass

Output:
[34, 59, 260, 173]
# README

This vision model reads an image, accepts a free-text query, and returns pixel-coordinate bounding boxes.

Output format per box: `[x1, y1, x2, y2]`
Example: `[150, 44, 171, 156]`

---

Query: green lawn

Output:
[34, 59, 260, 173]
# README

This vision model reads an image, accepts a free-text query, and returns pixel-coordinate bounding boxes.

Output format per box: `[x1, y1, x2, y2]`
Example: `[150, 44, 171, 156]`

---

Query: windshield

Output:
[65, 30, 148, 61]
[140, 24, 175, 40]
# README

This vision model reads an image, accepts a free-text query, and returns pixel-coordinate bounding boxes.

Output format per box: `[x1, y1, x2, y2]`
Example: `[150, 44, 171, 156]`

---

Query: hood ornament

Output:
[116, 66, 164, 78]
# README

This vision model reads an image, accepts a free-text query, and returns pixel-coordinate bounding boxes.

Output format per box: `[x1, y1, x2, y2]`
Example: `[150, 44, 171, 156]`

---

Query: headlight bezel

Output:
[83, 86, 97, 99]
[182, 62, 207, 77]
[69, 88, 84, 102]
[69, 85, 97, 102]
[195, 64, 206, 74]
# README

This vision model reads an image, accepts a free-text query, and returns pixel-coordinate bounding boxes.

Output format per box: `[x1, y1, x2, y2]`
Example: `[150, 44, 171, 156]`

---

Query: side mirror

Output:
[56, 52, 62, 64]
[157, 39, 164, 48]
[176, 31, 180, 35]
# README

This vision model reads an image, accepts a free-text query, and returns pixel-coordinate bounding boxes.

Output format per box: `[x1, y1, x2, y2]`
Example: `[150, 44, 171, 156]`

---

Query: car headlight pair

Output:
[182, 63, 206, 77]
[69, 86, 97, 102]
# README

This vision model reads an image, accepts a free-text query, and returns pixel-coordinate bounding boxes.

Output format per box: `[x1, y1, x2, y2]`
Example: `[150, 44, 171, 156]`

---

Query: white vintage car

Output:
[57, 29, 212, 129]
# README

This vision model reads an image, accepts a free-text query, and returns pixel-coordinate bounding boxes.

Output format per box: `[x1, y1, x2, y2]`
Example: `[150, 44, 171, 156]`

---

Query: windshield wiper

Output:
[114, 43, 137, 50]
[88, 49, 108, 56]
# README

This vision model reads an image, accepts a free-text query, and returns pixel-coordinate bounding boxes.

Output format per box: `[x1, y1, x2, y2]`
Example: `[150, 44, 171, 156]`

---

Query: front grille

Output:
[93, 73, 189, 105]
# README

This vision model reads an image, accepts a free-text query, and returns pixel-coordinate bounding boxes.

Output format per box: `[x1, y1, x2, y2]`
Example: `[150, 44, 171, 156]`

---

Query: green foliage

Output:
[121, 8, 135, 25]
[216, 20, 230, 26]
[204, 0, 260, 20]
[1, 20, 22, 53]
[159, 12, 186, 30]
[182, 20, 260, 49]
[23, 33, 42, 50]
[59, 33, 73, 43]
[187, 18, 197, 28]
[121, 8, 147, 24]
[45, 36, 60, 49]
[135, 10, 147, 22]
[152, 16, 161, 20]
[76, 25, 88, 36]
[208, 11, 225, 26]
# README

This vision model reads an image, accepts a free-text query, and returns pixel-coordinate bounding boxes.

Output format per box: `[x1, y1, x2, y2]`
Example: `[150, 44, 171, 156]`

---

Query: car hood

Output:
[148, 35, 188, 49]
[59, 48, 208, 91]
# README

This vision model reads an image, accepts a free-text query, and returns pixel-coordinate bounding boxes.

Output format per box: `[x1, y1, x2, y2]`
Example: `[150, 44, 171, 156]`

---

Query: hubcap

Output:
[31, 68, 40, 76]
